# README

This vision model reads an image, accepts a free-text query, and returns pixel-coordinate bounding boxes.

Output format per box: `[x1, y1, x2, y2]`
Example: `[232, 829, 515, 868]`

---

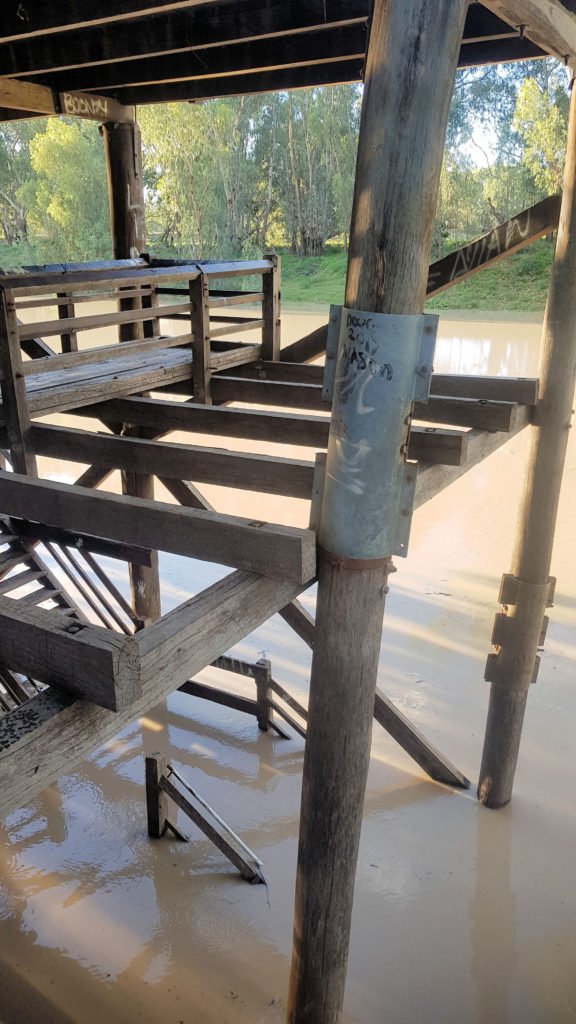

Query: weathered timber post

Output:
[254, 657, 273, 731]
[146, 752, 169, 837]
[102, 120, 161, 626]
[262, 254, 281, 361]
[478, 81, 576, 809]
[286, 3, 468, 1022]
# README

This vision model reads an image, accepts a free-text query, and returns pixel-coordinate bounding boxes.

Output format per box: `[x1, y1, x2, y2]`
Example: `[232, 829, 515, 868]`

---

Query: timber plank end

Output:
[0, 596, 140, 712]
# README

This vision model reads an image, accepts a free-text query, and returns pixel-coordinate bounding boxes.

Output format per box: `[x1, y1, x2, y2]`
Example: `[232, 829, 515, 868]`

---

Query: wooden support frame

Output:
[261, 254, 281, 361]
[20, 423, 316, 500]
[287, 2, 470, 1020]
[427, 193, 562, 296]
[0, 77, 133, 121]
[190, 271, 212, 404]
[0, 290, 38, 477]
[0, 474, 317, 584]
[479, 76, 576, 808]
[0, 596, 138, 711]
[158, 769, 264, 884]
[0, 570, 306, 817]
[481, 1, 576, 65]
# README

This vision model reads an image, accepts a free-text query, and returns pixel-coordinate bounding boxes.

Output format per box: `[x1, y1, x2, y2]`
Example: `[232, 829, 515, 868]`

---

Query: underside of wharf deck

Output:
[2, 1, 576, 1022]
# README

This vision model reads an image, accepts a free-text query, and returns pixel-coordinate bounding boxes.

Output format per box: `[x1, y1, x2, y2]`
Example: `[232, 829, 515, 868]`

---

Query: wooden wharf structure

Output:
[1, 2, 576, 1022]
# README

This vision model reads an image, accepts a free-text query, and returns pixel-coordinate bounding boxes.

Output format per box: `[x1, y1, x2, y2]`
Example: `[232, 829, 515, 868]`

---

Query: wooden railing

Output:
[0, 255, 281, 474]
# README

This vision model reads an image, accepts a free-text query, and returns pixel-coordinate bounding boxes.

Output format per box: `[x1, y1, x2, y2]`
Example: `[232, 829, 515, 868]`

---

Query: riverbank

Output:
[0, 238, 554, 313]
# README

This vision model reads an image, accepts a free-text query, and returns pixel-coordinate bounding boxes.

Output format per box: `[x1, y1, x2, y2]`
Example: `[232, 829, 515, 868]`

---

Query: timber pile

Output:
[0, 256, 537, 817]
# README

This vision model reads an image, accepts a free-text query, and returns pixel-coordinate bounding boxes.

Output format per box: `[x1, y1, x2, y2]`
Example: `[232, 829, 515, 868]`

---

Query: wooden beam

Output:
[0, 596, 138, 711]
[0, 289, 38, 476]
[428, 194, 562, 296]
[0, 0, 369, 79]
[479, 75, 576, 808]
[0, 77, 133, 121]
[23, 423, 316, 499]
[414, 406, 531, 508]
[0, 474, 317, 584]
[6, 517, 153, 566]
[373, 690, 469, 788]
[281, 196, 560, 366]
[97, 58, 364, 105]
[38, 23, 367, 93]
[212, 376, 519, 429]
[0, 570, 305, 817]
[0, 0, 223, 43]
[76, 397, 333, 447]
[288, 1, 469, 1021]
[242, 361, 539, 405]
[178, 678, 259, 718]
[278, 598, 316, 648]
[480, 1, 576, 65]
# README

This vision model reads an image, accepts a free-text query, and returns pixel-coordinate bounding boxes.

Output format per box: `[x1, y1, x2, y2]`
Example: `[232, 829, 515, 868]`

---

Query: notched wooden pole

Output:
[478, 81, 576, 809]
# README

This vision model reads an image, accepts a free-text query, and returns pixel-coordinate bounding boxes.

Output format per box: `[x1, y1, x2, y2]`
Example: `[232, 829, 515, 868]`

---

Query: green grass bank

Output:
[0, 237, 553, 313]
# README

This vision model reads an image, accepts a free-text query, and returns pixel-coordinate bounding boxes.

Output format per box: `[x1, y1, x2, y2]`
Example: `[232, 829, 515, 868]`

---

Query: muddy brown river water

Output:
[1, 310, 575, 1024]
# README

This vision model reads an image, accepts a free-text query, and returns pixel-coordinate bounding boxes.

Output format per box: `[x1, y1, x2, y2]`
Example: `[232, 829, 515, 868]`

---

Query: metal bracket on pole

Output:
[322, 305, 343, 402]
[484, 574, 556, 691]
[318, 308, 437, 559]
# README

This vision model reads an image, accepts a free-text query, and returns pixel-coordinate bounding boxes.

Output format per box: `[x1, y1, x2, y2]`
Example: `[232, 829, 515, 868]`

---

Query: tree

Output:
[0, 120, 44, 245]
[513, 61, 569, 193]
[26, 118, 110, 261]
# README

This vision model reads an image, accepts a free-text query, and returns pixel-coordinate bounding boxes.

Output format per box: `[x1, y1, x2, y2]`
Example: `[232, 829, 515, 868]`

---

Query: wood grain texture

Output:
[0, 473, 317, 583]
[414, 406, 531, 508]
[25, 423, 316, 499]
[373, 689, 469, 788]
[25, 347, 193, 416]
[288, 2, 469, 1021]
[480, 79, 576, 808]
[481, 0, 576, 65]
[0, 570, 305, 817]
[0, 596, 138, 711]
[0, 289, 38, 476]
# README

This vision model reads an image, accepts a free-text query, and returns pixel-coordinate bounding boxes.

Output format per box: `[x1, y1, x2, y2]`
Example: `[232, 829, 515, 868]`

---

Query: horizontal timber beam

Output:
[415, 405, 532, 508]
[0, 77, 133, 121]
[0, 570, 305, 817]
[7, 516, 153, 566]
[0, 473, 316, 583]
[0, 596, 138, 711]
[78, 397, 333, 448]
[0, 0, 222, 43]
[76, 398, 467, 467]
[30, 23, 367, 94]
[222, 361, 539, 405]
[480, 1, 576, 65]
[211, 376, 520, 430]
[21, 423, 316, 500]
[0, 0, 369, 79]
[97, 58, 364, 105]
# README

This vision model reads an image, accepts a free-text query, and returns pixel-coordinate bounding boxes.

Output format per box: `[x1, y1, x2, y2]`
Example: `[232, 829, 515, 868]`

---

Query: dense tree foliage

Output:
[0, 60, 568, 267]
